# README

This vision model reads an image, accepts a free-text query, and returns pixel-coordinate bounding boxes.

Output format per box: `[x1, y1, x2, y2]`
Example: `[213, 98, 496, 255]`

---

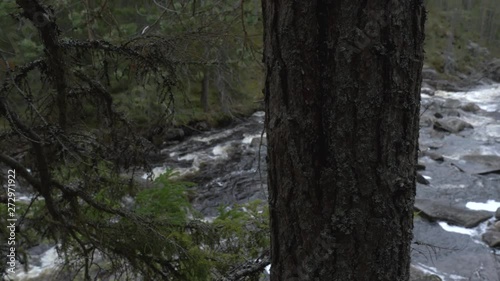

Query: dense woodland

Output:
[0, 0, 499, 280]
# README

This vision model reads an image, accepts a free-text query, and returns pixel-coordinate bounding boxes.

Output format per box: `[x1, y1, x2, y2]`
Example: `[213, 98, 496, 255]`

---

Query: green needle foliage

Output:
[0, 1, 268, 279]
[135, 171, 194, 223]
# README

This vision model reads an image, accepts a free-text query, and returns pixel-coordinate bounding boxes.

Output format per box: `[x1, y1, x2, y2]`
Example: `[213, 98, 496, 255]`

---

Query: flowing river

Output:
[8, 84, 500, 281]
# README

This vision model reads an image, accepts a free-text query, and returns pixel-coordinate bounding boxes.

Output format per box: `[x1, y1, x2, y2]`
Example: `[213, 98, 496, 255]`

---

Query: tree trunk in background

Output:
[441, 0, 448, 10]
[444, 9, 457, 74]
[216, 45, 231, 114]
[201, 70, 210, 112]
[17, 0, 68, 130]
[461, 0, 472, 10]
[263, 1, 425, 280]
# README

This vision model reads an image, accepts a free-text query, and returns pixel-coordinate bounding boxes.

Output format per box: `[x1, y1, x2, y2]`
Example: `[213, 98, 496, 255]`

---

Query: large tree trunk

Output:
[263, 1, 425, 281]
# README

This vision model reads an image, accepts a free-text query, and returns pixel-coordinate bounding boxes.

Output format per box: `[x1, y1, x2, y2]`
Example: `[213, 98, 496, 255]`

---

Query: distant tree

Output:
[263, 1, 426, 280]
[201, 69, 210, 112]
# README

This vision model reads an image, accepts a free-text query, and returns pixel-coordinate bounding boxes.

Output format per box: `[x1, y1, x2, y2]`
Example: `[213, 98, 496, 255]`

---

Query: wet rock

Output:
[442, 98, 461, 109]
[165, 128, 185, 141]
[416, 163, 426, 171]
[460, 102, 481, 113]
[416, 174, 430, 185]
[433, 112, 443, 119]
[421, 81, 434, 90]
[433, 117, 473, 133]
[444, 109, 460, 117]
[410, 265, 442, 281]
[413, 217, 500, 281]
[422, 66, 440, 80]
[420, 87, 435, 96]
[414, 198, 493, 228]
[423, 141, 443, 150]
[454, 155, 500, 175]
[422, 151, 444, 162]
[482, 231, 500, 247]
[496, 207, 500, 220]
[194, 121, 209, 131]
[494, 221, 500, 231]
[420, 115, 436, 127]
[428, 129, 448, 139]
[432, 80, 463, 92]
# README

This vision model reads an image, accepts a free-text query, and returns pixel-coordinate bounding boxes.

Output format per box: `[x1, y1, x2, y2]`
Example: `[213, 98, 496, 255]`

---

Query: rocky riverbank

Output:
[11, 83, 500, 280]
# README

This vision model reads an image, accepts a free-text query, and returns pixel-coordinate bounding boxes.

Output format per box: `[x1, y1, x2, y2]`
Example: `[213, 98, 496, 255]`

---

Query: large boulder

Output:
[453, 155, 500, 175]
[413, 217, 500, 281]
[460, 102, 481, 113]
[433, 117, 473, 133]
[414, 198, 493, 228]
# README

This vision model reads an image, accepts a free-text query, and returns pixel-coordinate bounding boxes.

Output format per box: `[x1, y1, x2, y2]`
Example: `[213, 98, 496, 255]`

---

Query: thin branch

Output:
[220, 249, 270, 281]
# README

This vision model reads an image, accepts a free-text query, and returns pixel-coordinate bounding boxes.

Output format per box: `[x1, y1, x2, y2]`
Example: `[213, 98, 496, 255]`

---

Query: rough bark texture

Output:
[263, 1, 425, 281]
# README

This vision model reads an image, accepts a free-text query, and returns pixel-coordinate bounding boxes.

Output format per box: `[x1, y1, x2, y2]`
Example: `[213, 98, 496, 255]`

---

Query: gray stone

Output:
[420, 115, 436, 127]
[413, 218, 500, 281]
[460, 102, 481, 113]
[416, 163, 426, 171]
[165, 128, 185, 141]
[496, 208, 500, 220]
[422, 151, 444, 162]
[250, 137, 267, 148]
[417, 174, 430, 185]
[432, 80, 463, 91]
[482, 231, 500, 247]
[453, 155, 500, 175]
[195, 121, 209, 131]
[433, 117, 473, 133]
[494, 220, 500, 231]
[410, 265, 442, 281]
[442, 98, 461, 109]
[423, 142, 443, 150]
[422, 66, 440, 80]
[421, 87, 435, 96]
[445, 109, 460, 117]
[414, 198, 493, 228]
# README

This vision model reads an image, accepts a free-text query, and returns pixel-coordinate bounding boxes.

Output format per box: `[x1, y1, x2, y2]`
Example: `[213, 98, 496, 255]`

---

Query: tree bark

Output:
[263, 1, 425, 280]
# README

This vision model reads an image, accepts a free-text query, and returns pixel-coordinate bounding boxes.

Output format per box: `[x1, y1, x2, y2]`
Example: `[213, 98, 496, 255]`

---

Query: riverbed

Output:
[9, 84, 500, 281]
